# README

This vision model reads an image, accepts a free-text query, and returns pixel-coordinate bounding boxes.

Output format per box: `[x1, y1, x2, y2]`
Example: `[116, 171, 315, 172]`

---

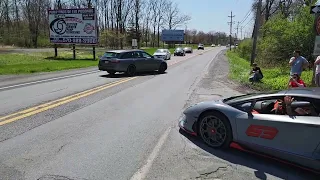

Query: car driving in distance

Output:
[183, 47, 193, 53]
[211, 44, 216, 47]
[179, 88, 320, 173]
[198, 43, 204, 50]
[174, 47, 185, 56]
[153, 49, 171, 60]
[98, 49, 167, 76]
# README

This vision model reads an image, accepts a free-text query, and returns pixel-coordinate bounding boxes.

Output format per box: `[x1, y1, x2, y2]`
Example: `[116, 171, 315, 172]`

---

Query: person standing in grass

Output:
[315, 56, 320, 87]
[289, 50, 309, 77]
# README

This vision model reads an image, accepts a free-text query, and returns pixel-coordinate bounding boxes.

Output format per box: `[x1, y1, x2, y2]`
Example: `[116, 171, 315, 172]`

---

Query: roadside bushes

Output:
[237, 39, 252, 60]
[228, 6, 315, 90]
[257, 7, 314, 67]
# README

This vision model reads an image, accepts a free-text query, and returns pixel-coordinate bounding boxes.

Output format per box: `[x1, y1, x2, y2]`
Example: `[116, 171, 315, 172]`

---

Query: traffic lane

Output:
[0, 48, 222, 180]
[145, 50, 316, 180]
[0, 71, 120, 116]
[0, 67, 99, 89]
[0, 48, 216, 142]
[0, 48, 212, 117]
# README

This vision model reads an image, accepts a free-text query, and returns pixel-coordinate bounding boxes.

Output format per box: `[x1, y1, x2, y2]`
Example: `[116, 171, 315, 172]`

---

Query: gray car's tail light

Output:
[110, 60, 120, 63]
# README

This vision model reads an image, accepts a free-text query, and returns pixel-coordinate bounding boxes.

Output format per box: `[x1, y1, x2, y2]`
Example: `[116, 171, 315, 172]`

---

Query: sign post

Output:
[132, 39, 138, 49]
[48, 8, 98, 59]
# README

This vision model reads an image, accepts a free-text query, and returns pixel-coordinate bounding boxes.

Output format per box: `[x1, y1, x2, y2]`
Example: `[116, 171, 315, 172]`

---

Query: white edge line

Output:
[0, 70, 99, 90]
[130, 127, 172, 180]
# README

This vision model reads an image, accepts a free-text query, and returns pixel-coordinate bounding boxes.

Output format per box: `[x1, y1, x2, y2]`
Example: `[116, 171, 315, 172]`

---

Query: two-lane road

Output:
[0, 47, 315, 180]
[0, 47, 222, 179]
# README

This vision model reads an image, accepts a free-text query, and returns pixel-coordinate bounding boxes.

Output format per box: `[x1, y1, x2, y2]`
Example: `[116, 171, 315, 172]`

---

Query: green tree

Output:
[257, 6, 314, 67]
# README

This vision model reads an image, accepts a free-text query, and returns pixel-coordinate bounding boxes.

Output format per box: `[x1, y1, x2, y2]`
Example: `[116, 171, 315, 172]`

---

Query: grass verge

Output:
[0, 51, 103, 75]
[0, 47, 166, 75]
[226, 51, 313, 90]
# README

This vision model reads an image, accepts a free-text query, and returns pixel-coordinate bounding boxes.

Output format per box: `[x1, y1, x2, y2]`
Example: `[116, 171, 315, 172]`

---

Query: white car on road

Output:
[153, 49, 171, 60]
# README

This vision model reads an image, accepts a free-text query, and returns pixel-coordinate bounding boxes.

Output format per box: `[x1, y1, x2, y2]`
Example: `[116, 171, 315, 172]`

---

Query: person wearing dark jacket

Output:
[249, 63, 263, 82]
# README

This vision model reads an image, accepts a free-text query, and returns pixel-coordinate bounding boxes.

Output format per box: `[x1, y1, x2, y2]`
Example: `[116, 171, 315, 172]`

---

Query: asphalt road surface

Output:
[0, 48, 317, 180]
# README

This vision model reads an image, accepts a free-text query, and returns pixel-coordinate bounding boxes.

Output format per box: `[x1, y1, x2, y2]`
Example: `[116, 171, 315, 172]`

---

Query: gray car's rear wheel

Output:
[198, 111, 232, 149]
[126, 65, 136, 76]
[158, 63, 167, 73]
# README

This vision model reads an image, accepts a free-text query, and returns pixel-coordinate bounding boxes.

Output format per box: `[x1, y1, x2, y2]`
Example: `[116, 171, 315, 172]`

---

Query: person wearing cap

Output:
[288, 73, 306, 88]
[289, 50, 309, 77]
[249, 63, 263, 82]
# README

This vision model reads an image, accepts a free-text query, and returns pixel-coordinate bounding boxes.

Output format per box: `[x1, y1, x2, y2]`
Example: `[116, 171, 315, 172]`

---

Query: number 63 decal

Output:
[246, 125, 279, 140]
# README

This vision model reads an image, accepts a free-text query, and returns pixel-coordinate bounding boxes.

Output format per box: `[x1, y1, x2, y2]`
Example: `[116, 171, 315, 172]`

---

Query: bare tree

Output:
[163, 0, 190, 30]
[141, 1, 152, 47]
[149, 0, 158, 47]
[157, 0, 167, 47]
[133, 0, 142, 47]
[23, 0, 44, 47]
[0, 0, 192, 48]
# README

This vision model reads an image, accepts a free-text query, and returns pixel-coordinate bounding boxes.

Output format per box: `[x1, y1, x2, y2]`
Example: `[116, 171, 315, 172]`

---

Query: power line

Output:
[243, 17, 254, 28]
[240, 10, 252, 25]
[235, 21, 240, 41]
[240, 9, 250, 23]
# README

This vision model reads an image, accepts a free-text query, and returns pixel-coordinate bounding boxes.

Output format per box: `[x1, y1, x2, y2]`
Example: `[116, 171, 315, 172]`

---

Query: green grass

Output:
[0, 51, 104, 75]
[226, 51, 313, 90]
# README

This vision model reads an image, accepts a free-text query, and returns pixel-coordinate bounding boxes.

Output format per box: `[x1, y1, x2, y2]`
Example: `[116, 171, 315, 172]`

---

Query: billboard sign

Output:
[48, 8, 98, 45]
[161, 30, 184, 42]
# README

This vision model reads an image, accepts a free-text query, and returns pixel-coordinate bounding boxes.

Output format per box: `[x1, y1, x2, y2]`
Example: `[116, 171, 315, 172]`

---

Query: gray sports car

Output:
[98, 49, 167, 76]
[179, 88, 320, 173]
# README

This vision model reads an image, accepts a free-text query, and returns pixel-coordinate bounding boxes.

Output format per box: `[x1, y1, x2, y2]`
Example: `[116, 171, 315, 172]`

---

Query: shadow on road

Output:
[178, 129, 318, 180]
[100, 71, 167, 78]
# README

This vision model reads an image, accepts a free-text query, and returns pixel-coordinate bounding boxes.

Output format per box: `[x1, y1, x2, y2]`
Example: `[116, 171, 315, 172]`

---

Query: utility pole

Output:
[240, 26, 243, 40]
[236, 22, 240, 39]
[235, 21, 240, 49]
[228, 11, 235, 50]
[250, 0, 262, 65]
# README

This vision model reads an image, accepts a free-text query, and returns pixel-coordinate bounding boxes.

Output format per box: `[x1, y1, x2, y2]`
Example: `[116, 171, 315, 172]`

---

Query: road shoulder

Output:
[0, 67, 98, 89]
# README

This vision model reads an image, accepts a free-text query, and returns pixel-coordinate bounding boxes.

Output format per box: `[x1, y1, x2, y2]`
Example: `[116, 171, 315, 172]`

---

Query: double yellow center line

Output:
[0, 48, 214, 126]
[0, 77, 136, 126]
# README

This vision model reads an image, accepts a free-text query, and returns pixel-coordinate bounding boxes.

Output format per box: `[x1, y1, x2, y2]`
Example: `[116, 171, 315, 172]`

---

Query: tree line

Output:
[238, 0, 317, 66]
[0, 0, 230, 49]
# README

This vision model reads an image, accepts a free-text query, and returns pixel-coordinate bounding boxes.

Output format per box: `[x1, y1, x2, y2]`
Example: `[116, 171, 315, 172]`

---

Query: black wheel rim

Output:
[160, 64, 166, 72]
[200, 115, 227, 147]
